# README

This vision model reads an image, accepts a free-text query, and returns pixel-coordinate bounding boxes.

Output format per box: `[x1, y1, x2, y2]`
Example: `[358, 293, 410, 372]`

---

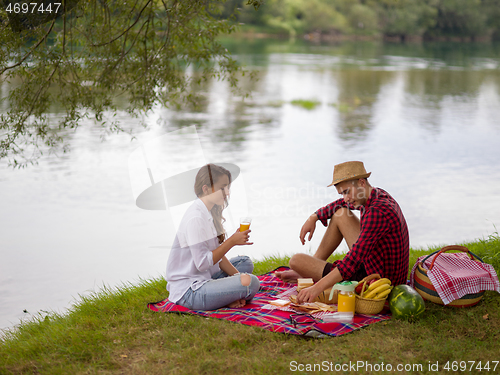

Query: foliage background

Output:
[225, 0, 500, 41]
[0, 0, 244, 167]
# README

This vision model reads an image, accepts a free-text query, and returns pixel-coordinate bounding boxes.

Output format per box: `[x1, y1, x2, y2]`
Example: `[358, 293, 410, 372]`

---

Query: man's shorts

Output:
[322, 260, 368, 281]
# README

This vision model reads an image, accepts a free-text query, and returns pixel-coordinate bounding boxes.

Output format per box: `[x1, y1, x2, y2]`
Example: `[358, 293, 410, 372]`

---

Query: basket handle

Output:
[359, 273, 380, 295]
[422, 245, 484, 271]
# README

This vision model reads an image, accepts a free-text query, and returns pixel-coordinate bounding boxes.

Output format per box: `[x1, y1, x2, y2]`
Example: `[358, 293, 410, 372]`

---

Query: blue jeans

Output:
[177, 256, 260, 310]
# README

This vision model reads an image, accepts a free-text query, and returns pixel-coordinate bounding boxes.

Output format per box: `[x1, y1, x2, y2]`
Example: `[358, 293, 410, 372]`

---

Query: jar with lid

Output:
[333, 281, 358, 314]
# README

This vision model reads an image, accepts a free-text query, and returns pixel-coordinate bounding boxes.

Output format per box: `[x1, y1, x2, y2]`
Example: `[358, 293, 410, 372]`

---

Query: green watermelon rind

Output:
[389, 285, 426, 321]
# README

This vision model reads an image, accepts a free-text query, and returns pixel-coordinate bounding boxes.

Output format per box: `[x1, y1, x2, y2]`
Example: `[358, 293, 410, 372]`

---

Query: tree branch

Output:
[98, 19, 149, 83]
[91, 0, 153, 47]
[63, 0, 66, 55]
[0, 18, 57, 75]
[14, 61, 61, 138]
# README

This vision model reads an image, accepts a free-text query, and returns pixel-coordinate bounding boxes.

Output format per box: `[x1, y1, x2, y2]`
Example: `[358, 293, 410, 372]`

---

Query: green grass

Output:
[1, 234, 500, 374]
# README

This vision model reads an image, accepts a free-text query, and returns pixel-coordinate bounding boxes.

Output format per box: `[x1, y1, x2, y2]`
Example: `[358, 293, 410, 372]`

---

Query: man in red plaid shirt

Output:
[276, 161, 409, 304]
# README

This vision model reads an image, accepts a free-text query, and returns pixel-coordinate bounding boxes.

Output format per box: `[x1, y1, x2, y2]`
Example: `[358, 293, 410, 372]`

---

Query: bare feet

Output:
[227, 299, 246, 308]
[274, 269, 301, 283]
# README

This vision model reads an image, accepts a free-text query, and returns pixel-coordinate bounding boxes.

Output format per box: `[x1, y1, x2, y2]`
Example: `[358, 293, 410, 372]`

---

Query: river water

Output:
[1, 39, 500, 330]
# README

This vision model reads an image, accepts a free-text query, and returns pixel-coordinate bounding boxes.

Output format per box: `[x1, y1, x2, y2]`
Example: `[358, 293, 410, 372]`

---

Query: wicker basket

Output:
[413, 245, 485, 308]
[354, 273, 388, 314]
[355, 294, 386, 314]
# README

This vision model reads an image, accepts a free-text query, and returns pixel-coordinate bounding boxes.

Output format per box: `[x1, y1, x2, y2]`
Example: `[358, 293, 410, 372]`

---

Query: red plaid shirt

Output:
[316, 187, 409, 286]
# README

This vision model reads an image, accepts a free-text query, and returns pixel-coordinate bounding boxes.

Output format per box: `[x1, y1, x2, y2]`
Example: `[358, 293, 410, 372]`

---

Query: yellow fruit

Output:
[375, 287, 393, 299]
[364, 283, 391, 299]
[366, 278, 391, 292]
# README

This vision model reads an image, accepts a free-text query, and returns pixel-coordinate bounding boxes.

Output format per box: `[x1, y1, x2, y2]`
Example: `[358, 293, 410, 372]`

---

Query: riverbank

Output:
[1, 234, 499, 374]
[231, 25, 498, 44]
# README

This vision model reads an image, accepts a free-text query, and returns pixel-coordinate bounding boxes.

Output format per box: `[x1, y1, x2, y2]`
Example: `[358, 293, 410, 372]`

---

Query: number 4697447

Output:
[6, 2, 62, 14]
[443, 361, 499, 372]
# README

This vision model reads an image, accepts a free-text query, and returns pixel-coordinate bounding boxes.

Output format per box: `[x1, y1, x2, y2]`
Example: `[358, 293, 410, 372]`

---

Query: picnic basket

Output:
[413, 245, 485, 307]
[355, 274, 387, 314]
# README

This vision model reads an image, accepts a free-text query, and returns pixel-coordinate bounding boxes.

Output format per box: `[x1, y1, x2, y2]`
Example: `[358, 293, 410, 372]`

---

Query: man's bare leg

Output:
[288, 254, 327, 282]
[314, 207, 360, 259]
[285, 208, 361, 282]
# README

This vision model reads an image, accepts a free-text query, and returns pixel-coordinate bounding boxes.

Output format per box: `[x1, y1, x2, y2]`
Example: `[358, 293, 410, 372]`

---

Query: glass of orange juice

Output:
[239, 217, 252, 232]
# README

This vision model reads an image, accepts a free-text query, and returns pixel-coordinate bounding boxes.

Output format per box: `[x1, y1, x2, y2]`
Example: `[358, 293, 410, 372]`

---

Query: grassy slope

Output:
[1, 234, 499, 374]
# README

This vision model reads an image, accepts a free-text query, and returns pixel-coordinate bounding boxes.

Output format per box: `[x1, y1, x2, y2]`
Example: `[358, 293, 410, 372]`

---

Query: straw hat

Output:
[327, 161, 371, 187]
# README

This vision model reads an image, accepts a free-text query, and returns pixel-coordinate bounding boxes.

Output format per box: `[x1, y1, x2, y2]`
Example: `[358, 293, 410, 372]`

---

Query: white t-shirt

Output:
[165, 198, 222, 303]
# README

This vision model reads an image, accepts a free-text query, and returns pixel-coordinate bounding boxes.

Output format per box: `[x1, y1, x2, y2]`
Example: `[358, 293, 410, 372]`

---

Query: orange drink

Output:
[239, 217, 252, 232]
[337, 292, 356, 313]
[240, 222, 250, 231]
[334, 281, 358, 314]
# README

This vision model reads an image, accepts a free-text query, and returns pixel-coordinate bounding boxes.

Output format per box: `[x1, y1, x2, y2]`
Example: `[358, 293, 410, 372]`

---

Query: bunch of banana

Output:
[362, 278, 393, 300]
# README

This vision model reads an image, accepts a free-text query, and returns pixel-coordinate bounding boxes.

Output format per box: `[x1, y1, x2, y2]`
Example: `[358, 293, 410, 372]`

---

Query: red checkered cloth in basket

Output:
[410, 252, 500, 305]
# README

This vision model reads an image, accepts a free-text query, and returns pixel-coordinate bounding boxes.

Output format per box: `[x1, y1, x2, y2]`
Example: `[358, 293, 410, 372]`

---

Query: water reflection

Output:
[160, 69, 282, 152]
[333, 69, 393, 144]
[407, 70, 488, 97]
[404, 69, 500, 135]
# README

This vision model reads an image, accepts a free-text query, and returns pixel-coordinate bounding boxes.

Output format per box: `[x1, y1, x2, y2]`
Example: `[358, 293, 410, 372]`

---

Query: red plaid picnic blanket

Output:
[410, 252, 500, 305]
[149, 267, 390, 337]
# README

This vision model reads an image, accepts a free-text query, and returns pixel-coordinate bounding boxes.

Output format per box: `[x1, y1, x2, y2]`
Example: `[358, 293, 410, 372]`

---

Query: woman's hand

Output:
[230, 228, 253, 246]
[211, 228, 252, 264]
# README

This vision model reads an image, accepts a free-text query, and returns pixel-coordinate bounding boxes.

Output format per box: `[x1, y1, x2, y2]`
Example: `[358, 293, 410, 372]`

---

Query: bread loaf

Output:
[297, 278, 314, 291]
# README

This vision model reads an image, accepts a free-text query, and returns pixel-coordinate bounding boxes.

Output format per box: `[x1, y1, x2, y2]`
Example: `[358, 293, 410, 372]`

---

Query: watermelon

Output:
[389, 285, 425, 321]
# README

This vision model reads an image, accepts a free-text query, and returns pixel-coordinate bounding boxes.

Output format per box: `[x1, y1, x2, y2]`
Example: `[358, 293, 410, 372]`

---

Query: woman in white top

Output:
[166, 164, 260, 310]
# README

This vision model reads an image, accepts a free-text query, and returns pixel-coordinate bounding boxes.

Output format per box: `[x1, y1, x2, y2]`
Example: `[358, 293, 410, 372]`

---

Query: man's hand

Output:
[296, 284, 322, 304]
[299, 213, 318, 245]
